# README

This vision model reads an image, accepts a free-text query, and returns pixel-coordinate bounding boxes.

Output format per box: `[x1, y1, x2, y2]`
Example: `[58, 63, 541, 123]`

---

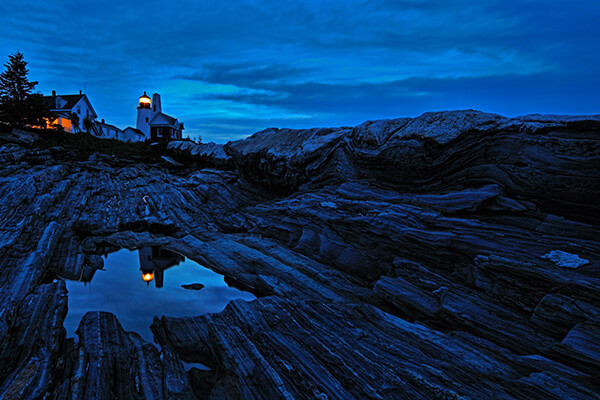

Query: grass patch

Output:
[32, 128, 165, 161]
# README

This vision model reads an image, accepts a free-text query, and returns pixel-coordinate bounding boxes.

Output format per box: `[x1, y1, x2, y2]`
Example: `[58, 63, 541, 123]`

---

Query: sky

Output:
[1, 0, 599, 143]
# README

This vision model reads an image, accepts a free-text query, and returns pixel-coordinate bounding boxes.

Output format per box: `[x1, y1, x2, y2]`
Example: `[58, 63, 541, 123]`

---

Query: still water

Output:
[64, 247, 256, 342]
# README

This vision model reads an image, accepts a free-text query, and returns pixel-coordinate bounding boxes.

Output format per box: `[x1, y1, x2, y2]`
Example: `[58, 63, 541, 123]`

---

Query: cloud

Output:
[194, 63, 600, 119]
[0, 0, 598, 143]
[176, 62, 312, 87]
[190, 71, 600, 141]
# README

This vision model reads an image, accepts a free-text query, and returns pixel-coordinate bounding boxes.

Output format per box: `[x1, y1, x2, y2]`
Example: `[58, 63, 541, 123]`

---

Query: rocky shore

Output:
[0, 110, 598, 399]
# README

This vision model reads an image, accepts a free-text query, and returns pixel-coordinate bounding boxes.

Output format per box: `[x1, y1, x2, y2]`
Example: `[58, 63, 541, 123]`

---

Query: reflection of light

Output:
[142, 272, 154, 283]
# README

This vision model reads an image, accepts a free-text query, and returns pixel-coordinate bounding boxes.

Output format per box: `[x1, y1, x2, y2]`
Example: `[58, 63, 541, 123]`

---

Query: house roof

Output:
[42, 94, 82, 110]
[42, 94, 98, 118]
[96, 121, 122, 132]
[149, 112, 179, 127]
[123, 127, 145, 136]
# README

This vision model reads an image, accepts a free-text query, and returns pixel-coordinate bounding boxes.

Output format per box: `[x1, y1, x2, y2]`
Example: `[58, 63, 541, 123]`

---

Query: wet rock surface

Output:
[0, 110, 599, 399]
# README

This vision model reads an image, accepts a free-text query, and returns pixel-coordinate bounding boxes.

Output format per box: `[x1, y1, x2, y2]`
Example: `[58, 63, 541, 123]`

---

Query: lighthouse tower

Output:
[136, 92, 152, 139]
[133, 91, 183, 142]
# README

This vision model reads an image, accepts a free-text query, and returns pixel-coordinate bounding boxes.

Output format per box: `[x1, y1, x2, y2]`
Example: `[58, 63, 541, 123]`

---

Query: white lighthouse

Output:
[135, 91, 184, 142]
[136, 92, 152, 138]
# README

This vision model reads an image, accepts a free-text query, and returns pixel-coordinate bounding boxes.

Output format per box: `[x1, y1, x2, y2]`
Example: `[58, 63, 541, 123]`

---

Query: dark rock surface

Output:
[0, 110, 599, 399]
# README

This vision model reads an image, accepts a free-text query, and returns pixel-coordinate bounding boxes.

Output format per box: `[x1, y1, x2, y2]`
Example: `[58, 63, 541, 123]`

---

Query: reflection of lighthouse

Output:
[138, 247, 184, 288]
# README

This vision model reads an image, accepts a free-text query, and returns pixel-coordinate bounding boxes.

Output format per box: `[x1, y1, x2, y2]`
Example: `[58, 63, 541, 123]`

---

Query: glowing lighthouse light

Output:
[142, 272, 154, 284]
[138, 92, 151, 109]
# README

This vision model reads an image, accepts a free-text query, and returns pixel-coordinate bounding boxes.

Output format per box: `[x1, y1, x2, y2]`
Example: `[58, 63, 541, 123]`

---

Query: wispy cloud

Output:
[1, 0, 598, 142]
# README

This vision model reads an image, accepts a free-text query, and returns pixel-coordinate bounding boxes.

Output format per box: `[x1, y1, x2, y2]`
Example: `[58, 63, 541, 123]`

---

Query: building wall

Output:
[151, 126, 176, 141]
[71, 98, 95, 132]
[136, 107, 152, 139]
[122, 129, 143, 142]
[102, 126, 119, 139]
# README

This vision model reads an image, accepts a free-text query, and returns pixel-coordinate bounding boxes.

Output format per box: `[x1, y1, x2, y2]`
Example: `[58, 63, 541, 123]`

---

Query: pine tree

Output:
[0, 52, 51, 128]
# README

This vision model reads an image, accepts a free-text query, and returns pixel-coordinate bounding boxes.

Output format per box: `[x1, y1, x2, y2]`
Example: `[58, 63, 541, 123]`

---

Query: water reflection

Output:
[139, 247, 184, 288]
[64, 246, 256, 342]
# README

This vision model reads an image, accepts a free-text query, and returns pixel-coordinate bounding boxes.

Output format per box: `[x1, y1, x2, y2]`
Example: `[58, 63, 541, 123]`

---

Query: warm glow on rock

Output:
[142, 272, 154, 282]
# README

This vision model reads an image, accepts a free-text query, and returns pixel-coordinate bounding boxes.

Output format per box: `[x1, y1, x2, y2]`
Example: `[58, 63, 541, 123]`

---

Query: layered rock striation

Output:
[0, 110, 598, 399]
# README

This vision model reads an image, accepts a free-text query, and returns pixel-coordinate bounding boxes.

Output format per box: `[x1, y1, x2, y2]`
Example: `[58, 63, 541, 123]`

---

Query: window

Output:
[153, 105, 156, 111]
[77, 106, 81, 114]
[146, 117, 149, 122]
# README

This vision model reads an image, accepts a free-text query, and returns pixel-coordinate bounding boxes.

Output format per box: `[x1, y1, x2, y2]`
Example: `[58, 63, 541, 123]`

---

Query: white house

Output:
[95, 119, 121, 139]
[92, 120, 145, 142]
[136, 92, 184, 141]
[42, 90, 98, 132]
[122, 127, 146, 142]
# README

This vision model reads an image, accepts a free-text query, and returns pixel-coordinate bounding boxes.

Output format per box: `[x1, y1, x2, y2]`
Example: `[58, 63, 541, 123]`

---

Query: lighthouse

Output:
[136, 92, 152, 138]
[135, 91, 184, 142]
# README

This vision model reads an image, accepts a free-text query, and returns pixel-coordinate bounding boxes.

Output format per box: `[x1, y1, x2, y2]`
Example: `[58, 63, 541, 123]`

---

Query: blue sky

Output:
[1, 0, 598, 143]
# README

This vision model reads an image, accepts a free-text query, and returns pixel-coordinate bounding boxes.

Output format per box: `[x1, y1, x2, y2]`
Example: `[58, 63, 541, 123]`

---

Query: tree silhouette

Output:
[83, 117, 93, 134]
[0, 52, 51, 128]
[71, 112, 80, 132]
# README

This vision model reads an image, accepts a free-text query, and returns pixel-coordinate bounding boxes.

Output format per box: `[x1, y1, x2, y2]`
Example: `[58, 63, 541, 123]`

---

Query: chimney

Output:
[101, 119, 105, 123]
[152, 93, 162, 114]
[52, 90, 56, 97]
[79, 90, 82, 95]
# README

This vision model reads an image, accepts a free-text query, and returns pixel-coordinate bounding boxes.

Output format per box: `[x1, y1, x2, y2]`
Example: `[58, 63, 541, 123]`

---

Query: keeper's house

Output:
[42, 90, 97, 133]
